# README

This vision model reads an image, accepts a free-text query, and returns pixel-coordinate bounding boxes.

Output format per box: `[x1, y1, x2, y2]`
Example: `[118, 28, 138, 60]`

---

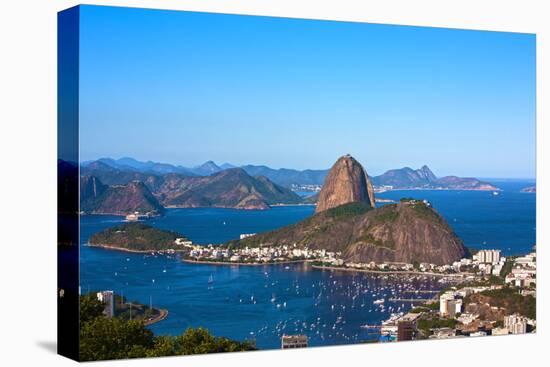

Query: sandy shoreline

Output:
[86, 243, 186, 254]
[181, 258, 309, 267]
[310, 264, 469, 278]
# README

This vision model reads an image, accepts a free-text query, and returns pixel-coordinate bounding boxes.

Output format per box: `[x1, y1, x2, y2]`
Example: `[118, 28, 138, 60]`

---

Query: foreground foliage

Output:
[79, 294, 255, 361]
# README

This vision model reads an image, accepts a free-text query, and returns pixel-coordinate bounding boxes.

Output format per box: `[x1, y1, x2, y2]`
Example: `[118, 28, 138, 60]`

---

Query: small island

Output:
[88, 222, 190, 253]
[520, 186, 536, 193]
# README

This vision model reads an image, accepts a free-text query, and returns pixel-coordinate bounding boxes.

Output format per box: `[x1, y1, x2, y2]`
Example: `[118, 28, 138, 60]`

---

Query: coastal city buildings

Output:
[177, 236, 536, 344]
[505, 252, 536, 287]
[281, 334, 308, 349]
[377, 247, 536, 342]
[504, 314, 528, 335]
[474, 250, 501, 264]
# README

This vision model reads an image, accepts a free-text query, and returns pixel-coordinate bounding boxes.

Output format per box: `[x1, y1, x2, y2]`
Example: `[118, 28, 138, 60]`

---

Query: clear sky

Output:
[78, 5, 536, 178]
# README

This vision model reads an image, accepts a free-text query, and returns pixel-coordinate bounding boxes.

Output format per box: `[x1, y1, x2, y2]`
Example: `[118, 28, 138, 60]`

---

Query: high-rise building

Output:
[96, 290, 115, 318]
[397, 320, 415, 341]
[504, 314, 527, 334]
[476, 249, 501, 264]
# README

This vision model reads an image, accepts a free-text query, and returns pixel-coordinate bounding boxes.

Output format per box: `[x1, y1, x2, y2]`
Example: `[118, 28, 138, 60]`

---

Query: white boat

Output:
[373, 298, 385, 305]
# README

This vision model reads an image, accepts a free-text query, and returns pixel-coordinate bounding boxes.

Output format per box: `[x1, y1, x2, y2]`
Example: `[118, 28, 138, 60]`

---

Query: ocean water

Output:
[376, 180, 536, 255]
[79, 180, 535, 349]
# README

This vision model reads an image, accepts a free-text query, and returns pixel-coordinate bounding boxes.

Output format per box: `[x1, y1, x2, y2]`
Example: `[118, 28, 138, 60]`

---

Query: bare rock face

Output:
[315, 155, 375, 213]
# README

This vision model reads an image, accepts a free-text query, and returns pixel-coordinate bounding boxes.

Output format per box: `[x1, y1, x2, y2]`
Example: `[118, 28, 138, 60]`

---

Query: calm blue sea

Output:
[79, 179, 535, 349]
[377, 180, 536, 255]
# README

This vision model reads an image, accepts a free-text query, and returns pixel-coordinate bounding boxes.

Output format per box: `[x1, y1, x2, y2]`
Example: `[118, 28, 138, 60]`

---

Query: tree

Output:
[80, 293, 104, 323]
[80, 317, 154, 361]
[78, 293, 256, 361]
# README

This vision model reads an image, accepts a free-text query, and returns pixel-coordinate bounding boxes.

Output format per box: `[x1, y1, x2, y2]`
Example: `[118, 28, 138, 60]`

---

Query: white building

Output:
[239, 233, 256, 240]
[439, 292, 456, 316]
[475, 249, 501, 264]
[504, 314, 528, 334]
[175, 238, 193, 246]
[96, 290, 115, 318]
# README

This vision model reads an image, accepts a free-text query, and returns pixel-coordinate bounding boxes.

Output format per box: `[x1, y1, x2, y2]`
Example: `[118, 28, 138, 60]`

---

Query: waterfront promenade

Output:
[144, 309, 169, 326]
[182, 258, 308, 266]
[311, 264, 472, 278]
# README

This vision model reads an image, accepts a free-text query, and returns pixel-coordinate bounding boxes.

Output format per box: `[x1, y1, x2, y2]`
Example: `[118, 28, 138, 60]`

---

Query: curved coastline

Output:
[86, 243, 187, 254]
[182, 258, 308, 267]
[144, 309, 169, 326]
[310, 264, 471, 278]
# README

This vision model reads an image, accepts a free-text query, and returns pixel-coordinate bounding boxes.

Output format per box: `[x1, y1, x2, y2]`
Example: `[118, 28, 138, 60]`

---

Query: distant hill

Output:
[372, 165, 498, 191]
[372, 165, 435, 188]
[220, 163, 237, 169]
[160, 168, 302, 210]
[81, 161, 166, 187]
[240, 165, 328, 187]
[82, 157, 498, 191]
[88, 157, 196, 176]
[80, 163, 302, 212]
[520, 186, 536, 193]
[192, 161, 222, 176]
[80, 176, 164, 215]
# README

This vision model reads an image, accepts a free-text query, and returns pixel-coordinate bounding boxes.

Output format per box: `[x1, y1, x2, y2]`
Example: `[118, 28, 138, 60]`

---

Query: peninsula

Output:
[88, 223, 189, 253]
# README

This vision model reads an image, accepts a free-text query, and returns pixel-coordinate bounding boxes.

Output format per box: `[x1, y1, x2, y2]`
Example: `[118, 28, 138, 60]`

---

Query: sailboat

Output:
[208, 274, 214, 284]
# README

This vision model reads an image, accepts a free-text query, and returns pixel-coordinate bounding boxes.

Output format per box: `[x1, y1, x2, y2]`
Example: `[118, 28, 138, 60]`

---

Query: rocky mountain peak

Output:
[419, 165, 437, 181]
[315, 155, 375, 213]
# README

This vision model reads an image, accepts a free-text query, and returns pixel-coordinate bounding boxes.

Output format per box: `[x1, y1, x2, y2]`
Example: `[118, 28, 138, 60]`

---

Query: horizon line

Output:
[76, 155, 536, 181]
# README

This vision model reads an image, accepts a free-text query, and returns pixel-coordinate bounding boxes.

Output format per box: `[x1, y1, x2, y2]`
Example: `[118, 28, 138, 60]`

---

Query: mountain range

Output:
[83, 157, 498, 191]
[75, 157, 498, 215]
[83, 157, 236, 177]
[79, 162, 302, 214]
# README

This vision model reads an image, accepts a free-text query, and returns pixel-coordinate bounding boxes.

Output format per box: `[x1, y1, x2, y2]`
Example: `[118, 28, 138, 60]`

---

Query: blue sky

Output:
[78, 5, 536, 178]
